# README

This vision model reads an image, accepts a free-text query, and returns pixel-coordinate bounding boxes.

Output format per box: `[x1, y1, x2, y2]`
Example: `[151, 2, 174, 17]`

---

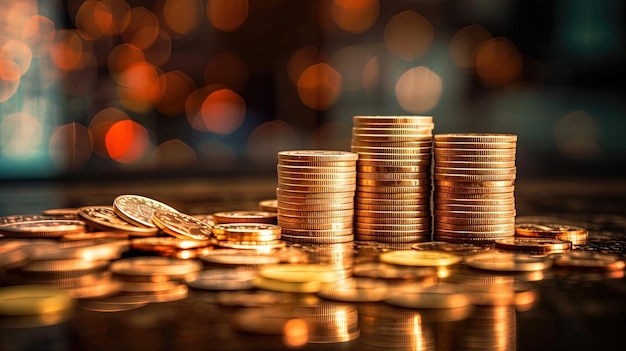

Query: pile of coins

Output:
[276, 150, 358, 244]
[433, 134, 517, 243]
[351, 116, 434, 244]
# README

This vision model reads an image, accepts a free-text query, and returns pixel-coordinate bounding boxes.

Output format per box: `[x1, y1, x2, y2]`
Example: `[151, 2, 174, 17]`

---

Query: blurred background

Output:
[0, 0, 625, 182]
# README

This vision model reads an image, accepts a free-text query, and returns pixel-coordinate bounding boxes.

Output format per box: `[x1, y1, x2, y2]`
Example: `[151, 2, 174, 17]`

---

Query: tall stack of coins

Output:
[276, 150, 358, 244]
[433, 134, 517, 243]
[351, 116, 434, 244]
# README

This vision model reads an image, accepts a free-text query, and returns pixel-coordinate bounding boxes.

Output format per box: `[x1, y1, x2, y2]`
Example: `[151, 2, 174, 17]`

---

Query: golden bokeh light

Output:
[204, 52, 249, 92]
[151, 139, 197, 168]
[297, 63, 342, 110]
[163, 0, 204, 35]
[96, 0, 132, 36]
[395, 66, 442, 113]
[384, 10, 434, 61]
[362, 54, 379, 93]
[116, 61, 161, 112]
[331, 0, 379, 34]
[475, 37, 523, 87]
[156, 70, 196, 117]
[246, 120, 300, 162]
[449, 24, 493, 69]
[21, 15, 56, 58]
[308, 121, 351, 150]
[143, 29, 172, 67]
[49, 29, 92, 71]
[1, 0, 38, 38]
[48, 122, 93, 170]
[0, 112, 42, 159]
[283, 319, 308, 347]
[200, 88, 246, 134]
[287, 46, 328, 86]
[0, 59, 21, 102]
[332, 45, 371, 92]
[121, 7, 160, 49]
[107, 43, 145, 84]
[186, 85, 217, 132]
[554, 109, 600, 159]
[105, 119, 150, 163]
[207, 0, 249, 32]
[0, 40, 32, 76]
[89, 107, 130, 158]
[75, 0, 108, 40]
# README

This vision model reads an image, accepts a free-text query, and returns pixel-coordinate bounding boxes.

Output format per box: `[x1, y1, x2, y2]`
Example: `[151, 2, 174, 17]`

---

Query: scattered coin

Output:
[495, 237, 572, 254]
[151, 210, 214, 240]
[113, 194, 178, 228]
[78, 206, 159, 236]
[380, 250, 461, 267]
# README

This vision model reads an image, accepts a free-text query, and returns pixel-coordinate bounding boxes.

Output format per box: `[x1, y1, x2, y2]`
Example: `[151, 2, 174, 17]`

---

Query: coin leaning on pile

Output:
[276, 150, 359, 244]
[433, 133, 517, 244]
[351, 116, 434, 244]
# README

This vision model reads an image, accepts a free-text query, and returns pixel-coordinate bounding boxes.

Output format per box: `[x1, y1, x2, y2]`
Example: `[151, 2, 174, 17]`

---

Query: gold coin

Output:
[253, 275, 322, 293]
[380, 250, 461, 267]
[280, 234, 354, 244]
[216, 240, 287, 252]
[277, 170, 356, 180]
[435, 192, 514, 200]
[357, 178, 431, 187]
[355, 216, 431, 225]
[60, 231, 131, 241]
[411, 241, 486, 256]
[277, 208, 354, 218]
[212, 210, 277, 224]
[317, 278, 389, 302]
[351, 145, 432, 154]
[357, 158, 432, 167]
[199, 250, 281, 266]
[20, 258, 110, 273]
[119, 280, 180, 293]
[434, 141, 516, 149]
[384, 283, 471, 309]
[353, 115, 433, 123]
[110, 256, 203, 278]
[357, 196, 430, 205]
[435, 185, 515, 195]
[356, 209, 431, 218]
[212, 223, 281, 237]
[353, 134, 433, 142]
[185, 269, 257, 290]
[357, 172, 430, 181]
[277, 160, 357, 167]
[353, 127, 434, 136]
[433, 148, 516, 156]
[79, 295, 149, 312]
[353, 123, 434, 131]
[434, 154, 516, 162]
[357, 165, 432, 173]
[354, 222, 430, 231]
[515, 222, 587, 236]
[277, 183, 356, 193]
[278, 203, 354, 213]
[356, 190, 430, 199]
[356, 203, 430, 212]
[355, 152, 432, 161]
[435, 160, 516, 169]
[259, 264, 343, 283]
[434, 166, 516, 175]
[113, 194, 179, 228]
[463, 251, 553, 272]
[121, 283, 188, 303]
[436, 216, 516, 226]
[277, 196, 353, 207]
[278, 150, 358, 162]
[278, 215, 354, 224]
[191, 214, 216, 226]
[0, 220, 87, 238]
[78, 206, 159, 236]
[434, 197, 515, 206]
[0, 285, 74, 316]
[434, 133, 517, 143]
[552, 251, 625, 271]
[258, 199, 278, 212]
[281, 227, 353, 237]
[151, 210, 213, 240]
[357, 185, 431, 194]
[434, 173, 516, 182]
[276, 188, 355, 198]
[434, 228, 514, 237]
[277, 164, 356, 173]
[41, 207, 81, 218]
[494, 237, 572, 254]
[131, 237, 212, 252]
[29, 240, 126, 261]
[434, 203, 516, 212]
[277, 218, 353, 231]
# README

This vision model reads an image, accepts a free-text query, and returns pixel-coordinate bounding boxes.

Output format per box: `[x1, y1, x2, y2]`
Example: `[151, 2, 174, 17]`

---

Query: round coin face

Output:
[495, 237, 572, 254]
[0, 220, 86, 238]
[78, 206, 159, 235]
[463, 251, 553, 272]
[151, 210, 213, 240]
[113, 195, 179, 228]
[379, 250, 461, 267]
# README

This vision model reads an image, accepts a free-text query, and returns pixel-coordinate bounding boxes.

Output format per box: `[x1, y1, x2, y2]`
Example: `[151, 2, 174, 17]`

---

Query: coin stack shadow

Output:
[433, 134, 517, 244]
[351, 116, 434, 244]
[276, 150, 359, 244]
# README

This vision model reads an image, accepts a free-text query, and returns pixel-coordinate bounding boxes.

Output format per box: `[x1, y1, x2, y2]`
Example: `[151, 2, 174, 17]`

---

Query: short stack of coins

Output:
[433, 134, 517, 244]
[276, 150, 358, 244]
[351, 116, 434, 244]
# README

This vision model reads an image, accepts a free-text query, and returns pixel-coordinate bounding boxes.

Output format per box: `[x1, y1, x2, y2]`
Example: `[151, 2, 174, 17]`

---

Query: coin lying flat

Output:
[185, 269, 257, 290]
[552, 251, 626, 271]
[258, 199, 278, 212]
[317, 277, 389, 302]
[463, 251, 553, 272]
[380, 250, 461, 267]
[515, 222, 589, 246]
[151, 210, 214, 240]
[385, 283, 471, 309]
[495, 237, 572, 254]
[113, 194, 179, 228]
[0, 220, 87, 238]
[212, 211, 278, 224]
[110, 256, 203, 280]
[78, 206, 159, 236]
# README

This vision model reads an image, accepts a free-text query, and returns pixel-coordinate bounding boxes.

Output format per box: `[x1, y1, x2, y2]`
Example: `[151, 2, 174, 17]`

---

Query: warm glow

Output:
[96, 0, 132, 36]
[75, 0, 108, 40]
[246, 121, 299, 162]
[21, 15, 56, 57]
[309, 121, 351, 150]
[108, 43, 146, 84]
[48, 122, 93, 170]
[395, 66, 442, 113]
[163, 0, 204, 35]
[204, 52, 249, 92]
[362, 55, 379, 93]
[105, 119, 149, 163]
[554, 109, 601, 159]
[283, 319, 308, 347]
[121, 7, 160, 49]
[449, 24, 493, 69]
[331, 0, 379, 34]
[197, 141, 238, 166]
[475, 37, 523, 87]
[143, 29, 172, 67]
[0, 40, 32, 77]
[297, 63, 342, 110]
[155, 70, 196, 117]
[200, 88, 246, 134]
[332, 45, 370, 92]
[151, 139, 197, 168]
[384, 10, 434, 61]
[0, 112, 42, 159]
[0, 59, 21, 102]
[2, 1, 38, 38]
[49, 29, 92, 71]
[287, 46, 327, 85]
[116, 61, 161, 112]
[63, 53, 98, 96]
[88, 107, 130, 158]
[207, 0, 249, 32]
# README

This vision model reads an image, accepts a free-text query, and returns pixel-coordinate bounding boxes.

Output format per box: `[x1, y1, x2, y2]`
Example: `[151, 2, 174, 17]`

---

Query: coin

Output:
[79, 295, 149, 312]
[185, 269, 257, 290]
[121, 283, 188, 303]
[253, 275, 321, 293]
[113, 194, 179, 228]
[0, 285, 74, 316]
[78, 206, 159, 236]
[110, 256, 202, 279]
[317, 278, 389, 302]
[131, 237, 212, 253]
[552, 251, 625, 271]
[385, 283, 471, 309]
[280, 234, 354, 244]
[380, 250, 461, 267]
[199, 250, 281, 266]
[258, 199, 278, 212]
[151, 210, 213, 240]
[259, 264, 343, 283]
[212, 210, 277, 224]
[463, 251, 552, 272]
[212, 223, 281, 241]
[495, 237, 572, 254]
[434, 133, 517, 143]
[515, 222, 589, 246]
[0, 220, 87, 238]
[278, 150, 359, 162]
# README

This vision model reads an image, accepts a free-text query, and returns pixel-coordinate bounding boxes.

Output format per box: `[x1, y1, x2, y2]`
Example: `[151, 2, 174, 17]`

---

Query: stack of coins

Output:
[433, 134, 517, 244]
[351, 116, 434, 244]
[276, 150, 358, 244]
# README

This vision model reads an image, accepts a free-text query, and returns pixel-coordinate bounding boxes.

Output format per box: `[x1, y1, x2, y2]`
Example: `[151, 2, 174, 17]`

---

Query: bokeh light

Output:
[155, 70, 196, 117]
[151, 139, 197, 169]
[0, 40, 33, 76]
[332, 45, 372, 92]
[49, 29, 92, 71]
[297, 63, 342, 110]
[247, 120, 300, 162]
[0, 59, 21, 102]
[75, 0, 108, 40]
[163, 0, 204, 35]
[362, 54, 379, 93]
[143, 29, 172, 67]
[204, 52, 249, 92]
[287, 46, 328, 86]
[105, 119, 150, 163]
[121, 7, 160, 49]
[21, 15, 56, 57]
[89, 107, 130, 158]
[48, 122, 93, 170]
[116, 61, 161, 112]
[200, 88, 246, 134]
[331, 0, 379, 34]
[63, 53, 98, 96]
[206, 0, 249, 32]
[449, 24, 493, 69]
[283, 319, 308, 347]
[395, 66, 442, 113]
[384, 10, 434, 61]
[554, 109, 600, 159]
[0, 112, 42, 159]
[107, 43, 145, 84]
[475, 37, 523, 87]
